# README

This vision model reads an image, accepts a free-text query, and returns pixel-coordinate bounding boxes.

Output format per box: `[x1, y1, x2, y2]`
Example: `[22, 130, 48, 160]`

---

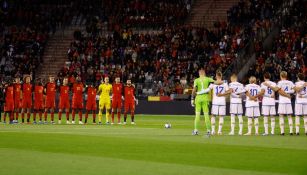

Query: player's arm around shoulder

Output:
[217, 83, 230, 97]
[264, 82, 279, 92]
[293, 82, 305, 92]
[191, 79, 198, 107]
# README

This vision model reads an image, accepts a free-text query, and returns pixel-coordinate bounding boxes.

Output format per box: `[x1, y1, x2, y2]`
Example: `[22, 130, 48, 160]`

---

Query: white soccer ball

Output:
[164, 123, 171, 129]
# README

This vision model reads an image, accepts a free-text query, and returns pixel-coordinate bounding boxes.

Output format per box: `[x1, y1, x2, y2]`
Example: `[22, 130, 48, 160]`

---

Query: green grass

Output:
[0, 114, 307, 175]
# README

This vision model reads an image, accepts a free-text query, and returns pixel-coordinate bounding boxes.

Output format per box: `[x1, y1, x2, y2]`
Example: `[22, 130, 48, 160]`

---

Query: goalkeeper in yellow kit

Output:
[97, 77, 112, 124]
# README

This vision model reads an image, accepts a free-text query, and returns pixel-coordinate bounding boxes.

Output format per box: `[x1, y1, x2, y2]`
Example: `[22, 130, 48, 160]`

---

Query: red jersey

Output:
[22, 83, 32, 99]
[60, 85, 70, 99]
[124, 85, 135, 102]
[87, 86, 97, 102]
[34, 85, 44, 102]
[13, 83, 21, 101]
[4, 86, 14, 111]
[58, 85, 70, 109]
[5, 86, 14, 102]
[112, 83, 123, 99]
[45, 82, 56, 100]
[72, 83, 84, 101]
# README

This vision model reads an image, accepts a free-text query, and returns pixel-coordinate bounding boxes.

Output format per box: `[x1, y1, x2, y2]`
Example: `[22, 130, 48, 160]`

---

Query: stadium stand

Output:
[247, 0, 307, 83]
[0, 0, 80, 81]
[58, 0, 290, 96]
[0, 0, 305, 97]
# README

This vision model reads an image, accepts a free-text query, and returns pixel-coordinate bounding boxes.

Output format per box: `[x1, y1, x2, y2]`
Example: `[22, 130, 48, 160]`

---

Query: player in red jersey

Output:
[111, 77, 123, 124]
[123, 79, 138, 125]
[85, 82, 97, 124]
[21, 75, 33, 124]
[13, 77, 22, 123]
[3, 81, 15, 124]
[71, 76, 84, 124]
[33, 78, 44, 124]
[58, 77, 71, 124]
[44, 76, 56, 124]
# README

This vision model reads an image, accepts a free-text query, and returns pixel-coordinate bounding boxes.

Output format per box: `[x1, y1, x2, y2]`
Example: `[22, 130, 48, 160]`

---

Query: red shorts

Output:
[34, 101, 44, 110]
[45, 98, 56, 108]
[14, 99, 21, 109]
[22, 98, 32, 109]
[72, 100, 83, 109]
[124, 101, 135, 112]
[112, 99, 122, 109]
[86, 100, 97, 111]
[59, 98, 70, 109]
[4, 101, 14, 112]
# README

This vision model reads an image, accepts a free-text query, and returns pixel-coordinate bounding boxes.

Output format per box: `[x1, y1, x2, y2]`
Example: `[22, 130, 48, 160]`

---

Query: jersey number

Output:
[250, 89, 258, 96]
[215, 86, 224, 95]
[267, 87, 272, 94]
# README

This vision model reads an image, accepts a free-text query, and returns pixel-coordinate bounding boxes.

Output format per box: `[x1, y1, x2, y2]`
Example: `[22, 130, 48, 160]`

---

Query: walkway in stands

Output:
[187, 0, 239, 29]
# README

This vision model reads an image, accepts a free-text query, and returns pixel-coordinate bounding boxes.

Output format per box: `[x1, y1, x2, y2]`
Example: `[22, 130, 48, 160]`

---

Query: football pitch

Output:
[0, 114, 306, 175]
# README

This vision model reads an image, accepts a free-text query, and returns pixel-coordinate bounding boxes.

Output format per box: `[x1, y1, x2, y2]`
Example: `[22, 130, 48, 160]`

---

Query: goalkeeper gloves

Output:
[191, 99, 195, 107]
[134, 98, 139, 105]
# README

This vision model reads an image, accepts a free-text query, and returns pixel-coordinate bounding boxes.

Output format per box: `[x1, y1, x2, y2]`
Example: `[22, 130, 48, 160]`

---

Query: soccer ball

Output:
[164, 123, 171, 129]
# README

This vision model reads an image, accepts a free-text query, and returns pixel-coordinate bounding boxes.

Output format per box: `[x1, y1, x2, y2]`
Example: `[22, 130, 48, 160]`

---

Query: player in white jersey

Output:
[260, 73, 277, 135]
[265, 71, 294, 135]
[244, 76, 261, 135]
[206, 71, 229, 135]
[293, 73, 307, 135]
[227, 74, 245, 135]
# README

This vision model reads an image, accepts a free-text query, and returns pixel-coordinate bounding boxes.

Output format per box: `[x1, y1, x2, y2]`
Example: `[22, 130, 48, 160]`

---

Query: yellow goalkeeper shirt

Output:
[98, 83, 112, 101]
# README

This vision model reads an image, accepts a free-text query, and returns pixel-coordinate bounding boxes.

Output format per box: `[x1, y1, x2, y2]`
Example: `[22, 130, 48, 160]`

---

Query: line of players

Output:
[195, 71, 307, 136]
[0, 75, 138, 125]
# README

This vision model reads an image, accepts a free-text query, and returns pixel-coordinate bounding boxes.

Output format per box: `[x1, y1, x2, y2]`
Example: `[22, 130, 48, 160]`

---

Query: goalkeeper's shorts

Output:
[99, 99, 111, 110]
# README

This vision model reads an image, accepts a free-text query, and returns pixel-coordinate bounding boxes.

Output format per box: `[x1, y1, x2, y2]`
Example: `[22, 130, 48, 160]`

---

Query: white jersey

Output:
[209, 83, 229, 106]
[295, 81, 307, 104]
[277, 80, 294, 104]
[261, 81, 276, 106]
[245, 83, 261, 107]
[229, 82, 245, 104]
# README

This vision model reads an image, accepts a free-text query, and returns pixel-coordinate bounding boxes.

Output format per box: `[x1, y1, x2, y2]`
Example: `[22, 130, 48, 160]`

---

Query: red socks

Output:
[117, 112, 121, 123]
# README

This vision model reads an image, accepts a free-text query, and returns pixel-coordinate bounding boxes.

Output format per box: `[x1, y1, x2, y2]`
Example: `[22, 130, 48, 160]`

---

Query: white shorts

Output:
[211, 105, 226, 116]
[245, 106, 260, 118]
[278, 103, 293, 115]
[295, 103, 307, 116]
[262, 105, 276, 116]
[230, 103, 243, 115]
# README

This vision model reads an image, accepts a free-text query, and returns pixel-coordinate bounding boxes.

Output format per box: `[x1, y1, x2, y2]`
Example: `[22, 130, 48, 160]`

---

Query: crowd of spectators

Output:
[1, 0, 305, 97]
[59, 22, 251, 96]
[60, 0, 287, 96]
[0, 0, 89, 81]
[83, 0, 191, 32]
[247, 0, 307, 83]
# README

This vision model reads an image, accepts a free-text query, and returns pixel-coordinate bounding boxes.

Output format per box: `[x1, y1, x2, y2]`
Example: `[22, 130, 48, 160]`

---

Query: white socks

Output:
[304, 116, 307, 134]
[280, 116, 285, 134]
[247, 118, 252, 134]
[230, 114, 243, 135]
[218, 117, 224, 133]
[230, 115, 235, 133]
[295, 116, 300, 134]
[288, 116, 293, 134]
[264, 116, 269, 134]
[238, 115, 243, 134]
[271, 117, 275, 134]
[254, 118, 259, 134]
[211, 117, 216, 134]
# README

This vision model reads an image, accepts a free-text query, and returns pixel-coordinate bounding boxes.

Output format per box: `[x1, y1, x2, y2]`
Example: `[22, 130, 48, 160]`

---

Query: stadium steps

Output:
[36, 26, 83, 81]
[187, 0, 239, 29]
